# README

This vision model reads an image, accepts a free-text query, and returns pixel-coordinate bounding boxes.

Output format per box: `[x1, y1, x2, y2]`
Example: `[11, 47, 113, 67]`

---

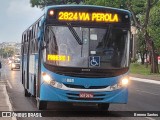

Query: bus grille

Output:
[15, 64, 20, 67]
[64, 84, 108, 89]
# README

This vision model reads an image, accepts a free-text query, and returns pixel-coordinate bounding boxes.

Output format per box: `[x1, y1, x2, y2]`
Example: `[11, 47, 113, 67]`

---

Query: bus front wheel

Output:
[98, 103, 110, 111]
[24, 89, 31, 97]
[37, 100, 47, 110]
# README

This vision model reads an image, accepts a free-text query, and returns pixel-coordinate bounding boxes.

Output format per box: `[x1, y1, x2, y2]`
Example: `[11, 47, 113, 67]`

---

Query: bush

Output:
[130, 58, 138, 63]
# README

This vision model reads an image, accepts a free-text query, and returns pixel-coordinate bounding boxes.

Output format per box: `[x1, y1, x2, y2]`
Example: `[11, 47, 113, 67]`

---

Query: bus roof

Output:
[44, 5, 130, 15]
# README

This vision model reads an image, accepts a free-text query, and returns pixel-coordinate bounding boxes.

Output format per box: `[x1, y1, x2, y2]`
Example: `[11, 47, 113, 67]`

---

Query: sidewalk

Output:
[0, 81, 14, 120]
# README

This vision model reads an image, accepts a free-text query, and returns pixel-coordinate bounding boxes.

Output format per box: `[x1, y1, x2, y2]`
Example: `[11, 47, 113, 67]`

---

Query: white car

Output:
[11, 60, 20, 70]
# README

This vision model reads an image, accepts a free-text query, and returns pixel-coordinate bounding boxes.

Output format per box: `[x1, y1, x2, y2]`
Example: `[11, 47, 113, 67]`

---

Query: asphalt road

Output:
[0, 62, 160, 120]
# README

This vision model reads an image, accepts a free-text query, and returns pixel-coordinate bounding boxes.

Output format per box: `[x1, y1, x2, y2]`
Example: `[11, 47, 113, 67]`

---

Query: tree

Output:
[0, 47, 15, 58]
[148, 2, 160, 55]
[126, 0, 159, 73]
[85, 0, 123, 8]
[30, 0, 84, 8]
[136, 30, 147, 65]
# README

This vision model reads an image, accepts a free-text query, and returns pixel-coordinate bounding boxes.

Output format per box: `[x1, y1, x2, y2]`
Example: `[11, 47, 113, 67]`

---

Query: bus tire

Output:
[98, 103, 110, 111]
[24, 89, 31, 97]
[37, 100, 47, 110]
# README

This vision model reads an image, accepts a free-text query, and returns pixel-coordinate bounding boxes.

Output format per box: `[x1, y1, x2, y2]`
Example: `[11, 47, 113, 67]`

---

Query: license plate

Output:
[79, 92, 93, 98]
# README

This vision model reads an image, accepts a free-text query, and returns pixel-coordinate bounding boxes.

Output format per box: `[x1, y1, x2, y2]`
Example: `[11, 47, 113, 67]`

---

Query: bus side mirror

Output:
[41, 45, 47, 50]
[0, 62, 2, 69]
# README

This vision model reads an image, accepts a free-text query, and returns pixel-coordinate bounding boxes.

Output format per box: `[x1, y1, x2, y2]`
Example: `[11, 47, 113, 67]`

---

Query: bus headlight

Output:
[9, 60, 12, 64]
[42, 72, 63, 89]
[110, 76, 129, 90]
[121, 78, 129, 86]
[120, 77, 129, 87]
[42, 73, 51, 84]
[12, 64, 16, 68]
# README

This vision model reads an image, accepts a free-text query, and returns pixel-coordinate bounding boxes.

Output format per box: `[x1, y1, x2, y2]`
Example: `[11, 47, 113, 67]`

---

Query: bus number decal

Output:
[68, 12, 73, 20]
[58, 12, 64, 20]
[73, 12, 78, 20]
[58, 12, 90, 21]
[59, 12, 78, 21]
[66, 78, 74, 83]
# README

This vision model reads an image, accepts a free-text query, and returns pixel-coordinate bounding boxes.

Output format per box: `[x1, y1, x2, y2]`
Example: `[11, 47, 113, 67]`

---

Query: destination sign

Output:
[47, 54, 70, 62]
[58, 11, 119, 23]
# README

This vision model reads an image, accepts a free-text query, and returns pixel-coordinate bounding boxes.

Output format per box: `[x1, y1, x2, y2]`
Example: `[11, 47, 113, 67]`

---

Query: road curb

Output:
[130, 77, 160, 85]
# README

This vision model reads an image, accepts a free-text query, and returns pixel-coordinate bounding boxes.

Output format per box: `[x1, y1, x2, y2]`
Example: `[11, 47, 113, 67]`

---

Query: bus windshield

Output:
[43, 25, 130, 69]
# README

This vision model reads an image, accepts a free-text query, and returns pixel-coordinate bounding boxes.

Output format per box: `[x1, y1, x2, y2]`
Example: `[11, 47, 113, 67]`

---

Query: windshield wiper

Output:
[102, 25, 112, 48]
[67, 23, 83, 45]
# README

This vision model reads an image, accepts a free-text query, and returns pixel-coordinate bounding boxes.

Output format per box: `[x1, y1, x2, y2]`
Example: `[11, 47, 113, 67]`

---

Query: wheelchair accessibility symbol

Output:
[89, 56, 100, 67]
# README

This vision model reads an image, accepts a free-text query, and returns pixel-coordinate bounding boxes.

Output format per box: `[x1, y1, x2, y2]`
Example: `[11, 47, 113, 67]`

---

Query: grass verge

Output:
[130, 63, 160, 75]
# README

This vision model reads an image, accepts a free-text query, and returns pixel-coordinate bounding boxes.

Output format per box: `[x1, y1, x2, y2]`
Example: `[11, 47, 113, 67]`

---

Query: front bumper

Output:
[40, 83, 128, 104]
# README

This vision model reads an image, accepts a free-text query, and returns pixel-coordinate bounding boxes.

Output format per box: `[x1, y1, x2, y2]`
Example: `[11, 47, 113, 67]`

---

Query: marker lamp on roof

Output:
[49, 10, 54, 16]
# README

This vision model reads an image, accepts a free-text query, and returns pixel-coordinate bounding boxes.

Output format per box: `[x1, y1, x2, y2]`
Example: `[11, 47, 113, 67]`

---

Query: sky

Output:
[0, 0, 43, 43]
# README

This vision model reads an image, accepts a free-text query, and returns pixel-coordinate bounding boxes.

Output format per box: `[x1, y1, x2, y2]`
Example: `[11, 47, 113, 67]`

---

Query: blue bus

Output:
[21, 5, 131, 110]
